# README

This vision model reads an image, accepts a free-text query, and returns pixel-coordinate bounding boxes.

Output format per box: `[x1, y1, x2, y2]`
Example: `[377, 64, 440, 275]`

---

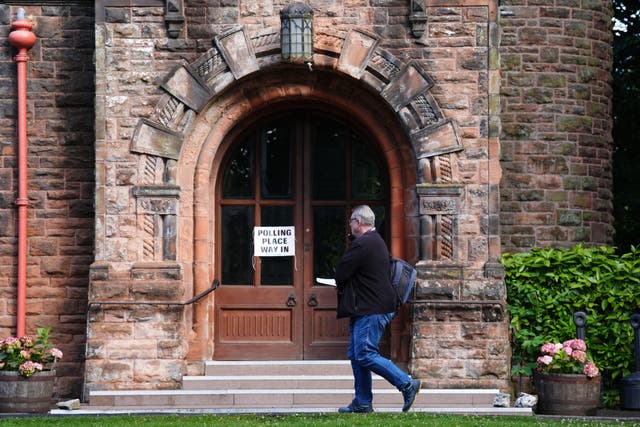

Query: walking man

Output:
[335, 205, 421, 413]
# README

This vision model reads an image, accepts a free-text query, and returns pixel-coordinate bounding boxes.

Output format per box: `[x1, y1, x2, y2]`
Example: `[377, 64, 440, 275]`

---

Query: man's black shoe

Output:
[401, 378, 421, 412]
[338, 403, 374, 413]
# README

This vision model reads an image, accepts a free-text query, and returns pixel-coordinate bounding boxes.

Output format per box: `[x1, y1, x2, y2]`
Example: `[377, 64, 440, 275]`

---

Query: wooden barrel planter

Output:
[0, 370, 55, 413]
[534, 372, 601, 416]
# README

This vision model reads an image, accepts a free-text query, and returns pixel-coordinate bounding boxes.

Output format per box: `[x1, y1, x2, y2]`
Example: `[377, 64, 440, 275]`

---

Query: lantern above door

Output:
[280, 2, 314, 63]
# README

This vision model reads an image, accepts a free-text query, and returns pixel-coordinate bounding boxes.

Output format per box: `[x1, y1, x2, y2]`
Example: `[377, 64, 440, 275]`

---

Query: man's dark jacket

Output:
[335, 229, 397, 318]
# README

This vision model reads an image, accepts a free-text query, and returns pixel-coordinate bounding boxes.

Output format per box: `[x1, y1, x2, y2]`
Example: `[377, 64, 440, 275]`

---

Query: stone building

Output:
[0, 0, 613, 399]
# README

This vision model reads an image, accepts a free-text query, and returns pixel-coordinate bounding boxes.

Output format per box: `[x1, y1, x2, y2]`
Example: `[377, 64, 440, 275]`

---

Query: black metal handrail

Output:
[87, 279, 219, 310]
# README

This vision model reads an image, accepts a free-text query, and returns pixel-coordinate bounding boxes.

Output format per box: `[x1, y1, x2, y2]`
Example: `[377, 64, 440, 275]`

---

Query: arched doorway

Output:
[214, 109, 390, 360]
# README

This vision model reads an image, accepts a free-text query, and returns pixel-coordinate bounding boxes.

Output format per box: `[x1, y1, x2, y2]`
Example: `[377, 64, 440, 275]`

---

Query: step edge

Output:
[53, 407, 533, 416]
[205, 360, 351, 366]
[90, 388, 501, 396]
[184, 375, 373, 380]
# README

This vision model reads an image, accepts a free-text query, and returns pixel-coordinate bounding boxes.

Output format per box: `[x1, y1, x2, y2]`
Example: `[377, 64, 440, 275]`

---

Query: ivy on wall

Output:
[502, 245, 640, 406]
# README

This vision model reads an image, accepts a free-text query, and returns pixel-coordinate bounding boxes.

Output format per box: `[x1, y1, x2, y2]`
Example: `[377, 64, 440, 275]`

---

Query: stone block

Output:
[411, 120, 463, 159]
[161, 64, 211, 112]
[214, 26, 259, 79]
[133, 359, 184, 383]
[558, 209, 583, 226]
[381, 61, 433, 111]
[131, 119, 183, 160]
[337, 28, 380, 79]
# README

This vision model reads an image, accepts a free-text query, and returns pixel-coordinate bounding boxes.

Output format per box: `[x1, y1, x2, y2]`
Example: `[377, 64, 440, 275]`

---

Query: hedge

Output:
[501, 245, 640, 406]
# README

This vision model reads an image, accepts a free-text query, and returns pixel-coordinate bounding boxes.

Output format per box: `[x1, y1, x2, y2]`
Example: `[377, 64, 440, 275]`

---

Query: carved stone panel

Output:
[161, 64, 211, 113]
[215, 26, 259, 80]
[381, 61, 434, 111]
[131, 119, 183, 160]
[337, 29, 380, 79]
[411, 119, 463, 159]
[134, 186, 180, 262]
[417, 184, 463, 261]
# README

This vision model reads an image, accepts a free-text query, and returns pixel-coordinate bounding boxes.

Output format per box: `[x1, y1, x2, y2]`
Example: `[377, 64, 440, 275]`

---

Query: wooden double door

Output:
[214, 110, 389, 360]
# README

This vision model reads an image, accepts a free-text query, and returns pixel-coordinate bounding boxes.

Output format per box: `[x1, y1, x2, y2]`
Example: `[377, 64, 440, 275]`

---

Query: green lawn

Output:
[0, 414, 638, 427]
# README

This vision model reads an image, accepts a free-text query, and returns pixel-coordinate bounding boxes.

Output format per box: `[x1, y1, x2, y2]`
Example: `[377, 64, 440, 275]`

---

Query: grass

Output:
[0, 414, 638, 427]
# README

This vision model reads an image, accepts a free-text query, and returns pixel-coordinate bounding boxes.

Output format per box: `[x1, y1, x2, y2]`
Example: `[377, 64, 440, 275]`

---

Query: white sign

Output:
[253, 226, 295, 257]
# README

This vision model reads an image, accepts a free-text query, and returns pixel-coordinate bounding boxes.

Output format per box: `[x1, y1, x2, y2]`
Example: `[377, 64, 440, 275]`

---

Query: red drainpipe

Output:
[9, 8, 36, 338]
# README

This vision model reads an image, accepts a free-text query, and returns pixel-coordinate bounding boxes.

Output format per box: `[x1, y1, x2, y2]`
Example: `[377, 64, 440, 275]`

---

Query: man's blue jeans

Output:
[347, 313, 411, 408]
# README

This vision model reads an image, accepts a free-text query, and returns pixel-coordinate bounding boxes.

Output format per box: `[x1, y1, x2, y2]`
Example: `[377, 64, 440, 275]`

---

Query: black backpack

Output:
[389, 257, 417, 309]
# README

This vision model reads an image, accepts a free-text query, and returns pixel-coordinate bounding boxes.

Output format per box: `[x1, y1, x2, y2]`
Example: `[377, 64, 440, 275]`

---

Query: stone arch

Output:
[131, 27, 461, 179]
[128, 25, 464, 358]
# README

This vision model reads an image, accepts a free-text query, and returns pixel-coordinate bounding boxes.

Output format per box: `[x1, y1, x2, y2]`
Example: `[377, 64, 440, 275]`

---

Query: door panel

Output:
[215, 111, 388, 360]
[303, 205, 350, 358]
[215, 287, 302, 359]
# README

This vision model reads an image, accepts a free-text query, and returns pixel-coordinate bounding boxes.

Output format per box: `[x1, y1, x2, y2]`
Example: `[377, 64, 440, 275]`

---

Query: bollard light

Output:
[280, 2, 314, 63]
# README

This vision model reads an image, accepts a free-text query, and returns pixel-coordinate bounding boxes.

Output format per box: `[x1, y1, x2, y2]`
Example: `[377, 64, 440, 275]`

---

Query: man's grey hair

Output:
[351, 205, 375, 226]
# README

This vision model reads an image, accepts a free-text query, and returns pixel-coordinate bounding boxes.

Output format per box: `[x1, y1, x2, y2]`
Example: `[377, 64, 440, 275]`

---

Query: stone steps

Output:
[80, 361, 532, 415]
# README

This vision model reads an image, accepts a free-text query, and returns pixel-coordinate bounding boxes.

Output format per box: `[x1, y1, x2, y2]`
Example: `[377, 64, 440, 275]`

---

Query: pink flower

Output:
[49, 348, 63, 359]
[2, 337, 20, 351]
[583, 361, 599, 378]
[18, 361, 43, 378]
[537, 338, 600, 378]
[3, 337, 19, 345]
[540, 343, 558, 355]
[0, 327, 64, 378]
[563, 338, 586, 351]
[19, 335, 33, 346]
[572, 350, 587, 363]
[537, 355, 553, 365]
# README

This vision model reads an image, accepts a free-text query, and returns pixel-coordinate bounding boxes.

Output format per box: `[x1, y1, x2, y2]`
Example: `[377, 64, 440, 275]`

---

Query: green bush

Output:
[501, 245, 640, 407]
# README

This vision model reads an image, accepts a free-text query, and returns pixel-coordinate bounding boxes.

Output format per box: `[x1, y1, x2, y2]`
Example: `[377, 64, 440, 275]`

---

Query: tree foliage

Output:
[613, 0, 640, 252]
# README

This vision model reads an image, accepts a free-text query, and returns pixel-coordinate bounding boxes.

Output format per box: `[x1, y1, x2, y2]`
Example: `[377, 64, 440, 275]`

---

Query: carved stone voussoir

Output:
[161, 63, 212, 113]
[337, 28, 380, 79]
[411, 119, 463, 159]
[381, 60, 433, 112]
[131, 119, 183, 160]
[215, 26, 259, 80]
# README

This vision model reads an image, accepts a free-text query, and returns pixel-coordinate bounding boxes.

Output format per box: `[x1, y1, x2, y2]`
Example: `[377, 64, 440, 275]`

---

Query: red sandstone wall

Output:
[498, 0, 614, 251]
[0, 3, 95, 397]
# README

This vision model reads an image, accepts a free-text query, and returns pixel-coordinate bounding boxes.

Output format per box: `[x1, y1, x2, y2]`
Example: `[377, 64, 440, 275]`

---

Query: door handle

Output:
[307, 294, 318, 307]
[286, 294, 297, 307]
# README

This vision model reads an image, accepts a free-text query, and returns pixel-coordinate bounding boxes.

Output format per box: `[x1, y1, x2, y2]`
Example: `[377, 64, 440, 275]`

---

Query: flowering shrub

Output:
[537, 338, 600, 378]
[0, 327, 63, 378]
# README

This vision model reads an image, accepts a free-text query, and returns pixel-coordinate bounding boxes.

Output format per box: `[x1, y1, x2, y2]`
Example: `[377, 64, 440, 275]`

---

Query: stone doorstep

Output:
[204, 360, 354, 376]
[182, 374, 390, 390]
[50, 407, 534, 416]
[87, 361, 516, 413]
[88, 388, 500, 408]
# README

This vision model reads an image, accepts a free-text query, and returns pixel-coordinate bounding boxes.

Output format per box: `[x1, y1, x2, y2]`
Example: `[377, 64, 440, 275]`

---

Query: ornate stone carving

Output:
[381, 61, 434, 111]
[134, 186, 180, 262]
[165, 0, 185, 39]
[417, 184, 463, 261]
[411, 119, 463, 160]
[337, 29, 380, 79]
[161, 64, 212, 114]
[214, 26, 259, 80]
[409, 0, 427, 38]
[131, 119, 183, 160]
